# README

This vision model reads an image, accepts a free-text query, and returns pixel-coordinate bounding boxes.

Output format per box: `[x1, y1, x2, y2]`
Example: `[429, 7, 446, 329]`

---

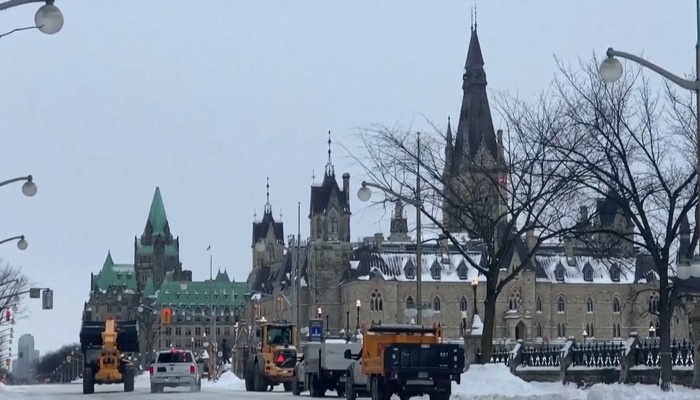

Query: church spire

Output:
[144, 186, 170, 236]
[264, 177, 272, 215]
[325, 131, 335, 177]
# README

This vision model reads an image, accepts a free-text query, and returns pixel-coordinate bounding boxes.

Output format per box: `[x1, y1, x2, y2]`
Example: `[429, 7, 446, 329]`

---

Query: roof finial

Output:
[470, 4, 474, 32]
[264, 177, 272, 214]
[253, 208, 257, 221]
[325, 130, 335, 176]
[474, 1, 478, 31]
[280, 209, 283, 220]
[312, 169, 316, 184]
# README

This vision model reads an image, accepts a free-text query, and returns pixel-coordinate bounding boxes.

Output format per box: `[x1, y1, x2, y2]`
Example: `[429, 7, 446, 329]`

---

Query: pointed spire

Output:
[446, 116, 453, 143]
[325, 131, 335, 176]
[264, 177, 272, 215]
[104, 250, 114, 267]
[145, 187, 169, 235]
[465, 28, 484, 70]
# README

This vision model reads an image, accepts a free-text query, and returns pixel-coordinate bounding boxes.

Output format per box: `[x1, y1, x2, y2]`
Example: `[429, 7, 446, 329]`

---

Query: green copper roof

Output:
[95, 251, 137, 292]
[143, 275, 156, 297]
[215, 270, 231, 283]
[154, 274, 249, 308]
[136, 244, 178, 256]
[145, 187, 168, 235]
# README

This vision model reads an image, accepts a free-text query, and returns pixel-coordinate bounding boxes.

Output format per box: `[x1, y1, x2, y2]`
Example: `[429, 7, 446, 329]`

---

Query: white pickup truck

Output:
[149, 349, 202, 393]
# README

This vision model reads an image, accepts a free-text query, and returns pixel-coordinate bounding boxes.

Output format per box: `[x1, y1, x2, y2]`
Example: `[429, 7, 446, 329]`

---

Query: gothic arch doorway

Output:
[515, 321, 527, 341]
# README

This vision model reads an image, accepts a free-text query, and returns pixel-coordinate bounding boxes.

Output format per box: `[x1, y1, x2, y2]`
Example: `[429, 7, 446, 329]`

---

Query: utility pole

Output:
[415, 133, 423, 325]
[295, 201, 301, 345]
[209, 247, 217, 373]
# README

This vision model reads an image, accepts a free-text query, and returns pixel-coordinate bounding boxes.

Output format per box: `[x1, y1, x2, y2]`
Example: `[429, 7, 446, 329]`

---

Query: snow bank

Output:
[206, 370, 245, 390]
[452, 364, 582, 400]
[135, 373, 150, 388]
[586, 382, 699, 400]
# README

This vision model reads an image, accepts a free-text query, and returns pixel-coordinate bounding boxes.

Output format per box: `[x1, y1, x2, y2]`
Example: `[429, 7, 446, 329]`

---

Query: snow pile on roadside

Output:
[207, 370, 246, 390]
[586, 382, 699, 400]
[452, 364, 582, 400]
[135, 373, 150, 388]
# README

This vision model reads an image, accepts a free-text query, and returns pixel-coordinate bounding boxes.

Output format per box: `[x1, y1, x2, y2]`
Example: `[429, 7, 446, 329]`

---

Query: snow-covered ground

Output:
[453, 364, 700, 400]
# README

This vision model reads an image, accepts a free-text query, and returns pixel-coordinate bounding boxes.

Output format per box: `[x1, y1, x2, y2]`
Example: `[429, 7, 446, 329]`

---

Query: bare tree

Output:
[354, 101, 586, 361]
[136, 308, 159, 364]
[539, 56, 696, 391]
[0, 261, 30, 321]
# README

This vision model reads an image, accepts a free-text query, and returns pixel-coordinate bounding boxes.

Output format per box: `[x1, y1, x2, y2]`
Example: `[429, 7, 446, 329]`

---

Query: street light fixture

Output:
[0, 1, 64, 34]
[649, 322, 656, 338]
[0, 175, 37, 197]
[599, 1, 700, 279]
[582, 328, 588, 344]
[317, 307, 322, 319]
[0, 235, 28, 250]
[357, 133, 424, 323]
[355, 300, 361, 331]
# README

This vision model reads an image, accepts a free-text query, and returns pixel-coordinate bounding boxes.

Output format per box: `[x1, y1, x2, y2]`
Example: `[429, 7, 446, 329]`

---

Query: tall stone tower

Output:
[134, 187, 185, 291]
[306, 132, 353, 332]
[248, 178, 285, 294]
[442, 25, 506, 238]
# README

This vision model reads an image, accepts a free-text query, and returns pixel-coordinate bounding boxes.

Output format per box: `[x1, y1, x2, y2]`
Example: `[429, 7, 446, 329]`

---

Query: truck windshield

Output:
[157, 351, 192, 363]
[267, 326, 292, 345]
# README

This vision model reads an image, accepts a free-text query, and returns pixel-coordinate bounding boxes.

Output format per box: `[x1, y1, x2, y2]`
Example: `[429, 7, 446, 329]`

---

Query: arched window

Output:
[459, 296, 468, 312]
[536, 322, 542, 338]
[556, 296, 566, 313]
[370, 290, 383, 311]
[557, 323, 566, 337]
[405, 296, 415, 309]
[648, 294, 659, 313]
[536, 297, 542, 312]
[432, 296, 441, 311]
[585, 297, 594, 313]
[612, 297, 621, 313]
[614, 323, 621, 337]
[328, 212, 339, 237]
[509, 288, 521, 311]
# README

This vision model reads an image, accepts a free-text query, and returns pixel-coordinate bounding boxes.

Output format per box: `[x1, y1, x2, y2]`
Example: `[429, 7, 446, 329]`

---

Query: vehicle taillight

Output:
[190, 364, 196, 375]
[149, 366, 154, 376]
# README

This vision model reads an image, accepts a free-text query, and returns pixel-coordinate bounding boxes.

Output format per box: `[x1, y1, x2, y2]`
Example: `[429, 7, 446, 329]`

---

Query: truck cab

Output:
[149, 348, 202, 393]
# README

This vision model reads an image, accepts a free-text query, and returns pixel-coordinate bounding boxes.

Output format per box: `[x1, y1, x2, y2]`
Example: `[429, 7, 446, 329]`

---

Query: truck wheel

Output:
[82, 367, 95, 395]
[370, 376, 391, 400]
[345, 374, 356, 400]
[253, 363, 267, 392]
[123, 365, 135, 392]
[292, 374, 301, 396]
[309, 374, 326, 397]
[244, 360, 255, 391]
[284, 381, 293, 392]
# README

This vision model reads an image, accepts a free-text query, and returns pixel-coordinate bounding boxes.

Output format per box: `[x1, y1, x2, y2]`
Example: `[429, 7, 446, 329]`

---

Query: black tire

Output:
[82, 367, 95, 395]
[253, 362, 267, 392]
[284, 381, 293, 392]
[150, 383, 158, 394]
[310, 374, 326, 397]
[345, 373, 356, 400]
[370, 376, 391, 400]
[123, 365, 135, 392]
[292, 374, 301, 396]
[245, 360, 255, 391]
[190, 381, 201, 392]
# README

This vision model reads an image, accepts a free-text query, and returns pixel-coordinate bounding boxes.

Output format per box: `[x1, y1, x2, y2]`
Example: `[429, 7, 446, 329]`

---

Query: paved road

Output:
[0, 375, 292, 400]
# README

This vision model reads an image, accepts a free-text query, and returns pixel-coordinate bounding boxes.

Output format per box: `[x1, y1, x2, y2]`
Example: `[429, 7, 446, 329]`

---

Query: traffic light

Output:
[42, 289, 53, 310]
[161, 307, 172, 324]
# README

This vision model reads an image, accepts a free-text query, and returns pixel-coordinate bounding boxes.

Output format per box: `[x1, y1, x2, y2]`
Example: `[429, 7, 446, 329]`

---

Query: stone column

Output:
[689, 305, 700, 388]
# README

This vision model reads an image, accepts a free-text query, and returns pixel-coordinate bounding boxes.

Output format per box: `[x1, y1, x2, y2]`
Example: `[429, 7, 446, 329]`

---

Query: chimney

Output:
[578, 206, 588, 224]
[497, 129, 503, 144]
[526, 229, 536, 251]
[342, 173, 350, 205]
[564, 239, 576, 266]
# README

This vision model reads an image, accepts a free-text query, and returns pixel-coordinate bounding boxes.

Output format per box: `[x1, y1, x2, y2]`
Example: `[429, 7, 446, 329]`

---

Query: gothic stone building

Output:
[84, 187, 248, 355]
[245, 27, 693, 343]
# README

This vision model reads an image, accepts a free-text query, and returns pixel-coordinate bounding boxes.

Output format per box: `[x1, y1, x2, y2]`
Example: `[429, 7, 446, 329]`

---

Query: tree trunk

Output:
[658, 288, 673, 391]
[479, 291, 498, 364]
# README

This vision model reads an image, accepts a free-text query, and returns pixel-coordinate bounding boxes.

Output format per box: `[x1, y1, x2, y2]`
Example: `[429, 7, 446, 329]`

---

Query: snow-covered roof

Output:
[349, 250, 484, 283]
[535, 255, 637, 284]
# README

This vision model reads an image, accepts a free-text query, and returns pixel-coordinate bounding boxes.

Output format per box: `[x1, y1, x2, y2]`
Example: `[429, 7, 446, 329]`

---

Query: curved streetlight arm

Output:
[0, 236, 23, 246]
[0, 176, 31, 188]
[0, 0, 46, 11]
[606, 48, 700, 91]
[361, 181, 421, 207]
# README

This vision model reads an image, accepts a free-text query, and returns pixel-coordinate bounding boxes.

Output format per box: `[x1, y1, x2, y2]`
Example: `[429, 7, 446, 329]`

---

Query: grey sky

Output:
[0, 0, 694, 353]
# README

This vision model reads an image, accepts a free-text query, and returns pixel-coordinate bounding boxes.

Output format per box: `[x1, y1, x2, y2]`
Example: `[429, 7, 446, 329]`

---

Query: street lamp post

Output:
[599, 1, 700, 279]
[355, 300, 361, 331]
[649, 322, 656, 338]
[0, 176, 37, 196]
[0, 1, 64, 35]
[357, 133, 425, 324]
[470, 276, 478, 316]
[0, 235, 28, 250]
[582, 328, 588, 345]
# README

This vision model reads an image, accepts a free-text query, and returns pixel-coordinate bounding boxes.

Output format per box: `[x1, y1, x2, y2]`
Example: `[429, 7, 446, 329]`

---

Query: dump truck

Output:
[344, 323, 464, 400]
[243, 317, 298, 392]
[292, 337, 362, 397]
[79, 318, 140, 395]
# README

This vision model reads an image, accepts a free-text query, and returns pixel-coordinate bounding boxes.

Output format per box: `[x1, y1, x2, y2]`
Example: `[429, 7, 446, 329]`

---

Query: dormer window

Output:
[457, 260, 468, 280]
[610, 265, 621, 282]
[430, 260, 441, 280]
[554, 262, 565, 282]
[582, 262, 594, 282]
[404, 259, 416, 280]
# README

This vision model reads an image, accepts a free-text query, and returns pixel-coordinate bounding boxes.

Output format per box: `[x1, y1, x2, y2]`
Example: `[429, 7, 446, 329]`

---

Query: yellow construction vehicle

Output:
[243, 317, 298, 392]
[79, 318, 139, 395]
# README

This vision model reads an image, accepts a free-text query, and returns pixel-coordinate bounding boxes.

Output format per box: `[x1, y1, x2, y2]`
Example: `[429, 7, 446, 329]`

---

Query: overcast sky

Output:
[1, 0, 694, 354]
